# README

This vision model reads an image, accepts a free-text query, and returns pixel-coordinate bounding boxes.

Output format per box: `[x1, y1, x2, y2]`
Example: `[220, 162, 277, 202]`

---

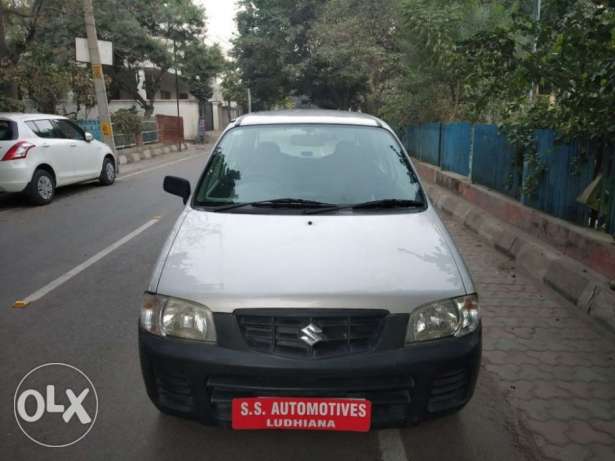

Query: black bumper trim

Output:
[139, 325, 481, 428]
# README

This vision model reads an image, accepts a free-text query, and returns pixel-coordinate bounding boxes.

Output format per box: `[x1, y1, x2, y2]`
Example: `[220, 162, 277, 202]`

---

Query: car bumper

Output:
[139, 325, 481, 429]
[0, 160, 31, 192]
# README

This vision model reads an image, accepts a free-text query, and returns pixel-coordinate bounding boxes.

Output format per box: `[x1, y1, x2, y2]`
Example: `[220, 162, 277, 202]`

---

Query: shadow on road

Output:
[0, 181, 101, 212]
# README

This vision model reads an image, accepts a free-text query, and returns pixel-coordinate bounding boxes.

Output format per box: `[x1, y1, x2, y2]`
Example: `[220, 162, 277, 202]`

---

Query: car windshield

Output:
[194, 124, 424, 210]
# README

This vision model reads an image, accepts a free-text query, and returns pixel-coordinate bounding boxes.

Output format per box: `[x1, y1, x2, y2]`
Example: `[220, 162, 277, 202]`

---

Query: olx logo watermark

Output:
[13, 363, 98, 447]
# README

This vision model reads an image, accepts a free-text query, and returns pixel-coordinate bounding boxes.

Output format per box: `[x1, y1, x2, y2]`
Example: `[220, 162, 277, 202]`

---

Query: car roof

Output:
[0, 113, 68, 122]
[233, 110, 384, 128]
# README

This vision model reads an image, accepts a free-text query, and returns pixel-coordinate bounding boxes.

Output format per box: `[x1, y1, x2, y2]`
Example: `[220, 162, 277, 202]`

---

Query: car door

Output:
[25, 119, 75, 185]
[52, 119, 101, 180]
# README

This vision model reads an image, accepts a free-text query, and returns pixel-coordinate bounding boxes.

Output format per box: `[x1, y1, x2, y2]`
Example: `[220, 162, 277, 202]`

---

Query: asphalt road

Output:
[0, 146, 539, 461]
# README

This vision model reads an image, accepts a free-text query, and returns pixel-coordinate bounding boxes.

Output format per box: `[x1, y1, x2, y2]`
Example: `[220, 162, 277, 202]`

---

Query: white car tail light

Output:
[2, 141, 36, 161]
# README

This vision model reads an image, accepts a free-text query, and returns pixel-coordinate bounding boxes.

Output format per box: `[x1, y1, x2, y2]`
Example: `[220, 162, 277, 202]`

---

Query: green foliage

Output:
[221, 66, 248, 111]
[230, 0, 518, 118]
[391, 0, 513, 124]
[0, 0, 223, 114]
[462, 0, 615, 144]
[306, 0, 400, 110]
[111, 107, 142, 136]
[232, 0, 326, 110]
[18, 47, 72, 113]
[98, 0, 220, 111]
[230, 0, 613, 148]
[180, 42, 225, 103]
[458, 0, 615, 201]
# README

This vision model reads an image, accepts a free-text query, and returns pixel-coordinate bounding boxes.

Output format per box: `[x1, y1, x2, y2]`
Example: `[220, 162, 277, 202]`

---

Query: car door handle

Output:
[40, 143, 51, 148]
[70, 144, 78, 147]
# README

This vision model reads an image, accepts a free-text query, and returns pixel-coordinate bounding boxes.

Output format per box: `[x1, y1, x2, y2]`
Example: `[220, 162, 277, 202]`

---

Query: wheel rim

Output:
[37, 176, 53, 200]
[105, 162, 115, 181]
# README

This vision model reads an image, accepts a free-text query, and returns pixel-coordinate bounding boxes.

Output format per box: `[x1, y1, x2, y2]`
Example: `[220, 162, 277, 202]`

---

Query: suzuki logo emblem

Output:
[300, 323, 325, 346]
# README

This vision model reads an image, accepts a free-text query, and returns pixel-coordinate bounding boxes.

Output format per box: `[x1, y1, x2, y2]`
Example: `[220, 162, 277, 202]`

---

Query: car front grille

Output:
[236, 310, 388, 358]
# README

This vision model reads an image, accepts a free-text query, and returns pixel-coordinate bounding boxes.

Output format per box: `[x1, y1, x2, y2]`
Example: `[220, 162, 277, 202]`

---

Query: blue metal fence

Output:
[529, 130, 593, 224]
[76, 120, 102, 141]
[402, 122, 614, 234]
[471, 124, 521, 199]
[440, 122, 471, 176]
[413, 123, 441, 166]
[76, 119, 160, 150]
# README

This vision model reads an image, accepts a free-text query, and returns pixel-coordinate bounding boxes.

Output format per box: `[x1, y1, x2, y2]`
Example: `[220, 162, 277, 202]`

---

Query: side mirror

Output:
[163, 176, 191, 204]
[84, 132, 94, 143]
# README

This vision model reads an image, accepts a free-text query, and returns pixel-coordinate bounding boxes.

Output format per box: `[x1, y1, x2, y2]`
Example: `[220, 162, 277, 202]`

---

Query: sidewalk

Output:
[414, 159, 615, 334]
[117, 142, 189, 166]
[438, 195, 615, 460]
[118, 137, 219, 177]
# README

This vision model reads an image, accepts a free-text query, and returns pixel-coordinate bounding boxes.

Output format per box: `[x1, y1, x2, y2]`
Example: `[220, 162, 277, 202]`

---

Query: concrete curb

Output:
[118, 143, 189, 166]
[426, 183, 615, 333]
[413, 160, 615, 280]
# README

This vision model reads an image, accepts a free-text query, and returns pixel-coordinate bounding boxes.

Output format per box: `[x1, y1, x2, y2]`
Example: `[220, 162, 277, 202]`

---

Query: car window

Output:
[53, 119, 85, 141]
[194, 124, 423, 207]
[0, 120, 17, 140]
[26, 120, 60, 139]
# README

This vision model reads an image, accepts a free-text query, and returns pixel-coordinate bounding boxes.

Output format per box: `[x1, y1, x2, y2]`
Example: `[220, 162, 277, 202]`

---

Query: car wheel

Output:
[27, 169, 55, 205]
[99, 157, 116, 185]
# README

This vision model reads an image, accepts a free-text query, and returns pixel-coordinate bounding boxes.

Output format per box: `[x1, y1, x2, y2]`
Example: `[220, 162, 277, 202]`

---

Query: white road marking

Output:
[15, 218, 160, 306]
[118, 152, 206, 181]
[378, 429, 409, 461]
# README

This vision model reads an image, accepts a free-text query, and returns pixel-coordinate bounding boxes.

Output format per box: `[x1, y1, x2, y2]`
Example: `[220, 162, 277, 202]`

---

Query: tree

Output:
[180, 42, 225, 104]
[304, 0, 401, 110]
[232, 0, 325, 110]
[232, 0, 291, 110]
[221, 65, 248, 112]
[0, 0, 46, 110]
[460, 0, 614, 182]
[229, 0, 514, 121]
[98, 0, 212, 115]
[379, 0, 514, 125]
[0, 0, 223, 115]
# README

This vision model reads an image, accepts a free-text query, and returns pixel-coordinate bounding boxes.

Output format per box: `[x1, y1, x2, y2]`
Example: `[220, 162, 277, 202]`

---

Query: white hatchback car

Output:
[0, 113, 117, 204]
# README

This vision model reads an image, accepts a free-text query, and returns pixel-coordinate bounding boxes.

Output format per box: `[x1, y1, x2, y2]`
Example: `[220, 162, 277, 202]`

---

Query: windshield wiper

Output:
[304, 198, 425, 215]
[352, 199, 425, 209]
[210, 198, 337, 212]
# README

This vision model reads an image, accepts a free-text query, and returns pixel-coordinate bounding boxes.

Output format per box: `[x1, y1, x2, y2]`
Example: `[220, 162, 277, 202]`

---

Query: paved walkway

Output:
[442, 214, 615, 461]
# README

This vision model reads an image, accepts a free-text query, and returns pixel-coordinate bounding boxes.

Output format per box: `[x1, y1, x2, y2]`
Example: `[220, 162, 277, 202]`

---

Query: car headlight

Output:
[140, 293, 217, 343]
[405, 294, 479, 344]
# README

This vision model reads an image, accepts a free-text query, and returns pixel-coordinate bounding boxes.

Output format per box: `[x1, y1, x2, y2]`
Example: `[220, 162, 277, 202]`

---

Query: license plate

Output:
[232, 397, 372, 432]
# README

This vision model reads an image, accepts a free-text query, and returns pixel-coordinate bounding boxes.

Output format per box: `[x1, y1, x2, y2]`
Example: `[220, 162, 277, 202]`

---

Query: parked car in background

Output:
[0, 113, 117, 205]
[139, 110, 481, 431]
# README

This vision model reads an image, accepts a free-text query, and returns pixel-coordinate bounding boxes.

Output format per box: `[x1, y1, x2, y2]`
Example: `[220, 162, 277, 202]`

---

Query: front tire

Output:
[27, 169, 56, 205]
[99, 157, 116, 186]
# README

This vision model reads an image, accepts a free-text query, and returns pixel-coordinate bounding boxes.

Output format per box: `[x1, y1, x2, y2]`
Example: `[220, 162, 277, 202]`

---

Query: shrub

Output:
[111, 107, 142, 136]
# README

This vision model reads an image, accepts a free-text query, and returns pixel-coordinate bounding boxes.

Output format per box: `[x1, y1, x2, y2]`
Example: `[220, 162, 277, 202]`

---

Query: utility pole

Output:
[247, 88, 252, 113]
[173, 38, 182, 152]
[82, 0, 115, 153]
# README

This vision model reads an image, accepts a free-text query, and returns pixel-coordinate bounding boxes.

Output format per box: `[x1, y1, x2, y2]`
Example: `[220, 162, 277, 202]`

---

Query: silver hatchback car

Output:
[139, 110, 481, 431]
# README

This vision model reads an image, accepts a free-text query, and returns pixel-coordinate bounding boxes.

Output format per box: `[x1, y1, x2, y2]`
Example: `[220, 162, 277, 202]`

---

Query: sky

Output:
[198, 0, 239, 53]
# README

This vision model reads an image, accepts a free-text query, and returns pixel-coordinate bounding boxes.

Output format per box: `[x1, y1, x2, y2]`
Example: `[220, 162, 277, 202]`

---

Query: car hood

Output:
[154, 208, 472, 314]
